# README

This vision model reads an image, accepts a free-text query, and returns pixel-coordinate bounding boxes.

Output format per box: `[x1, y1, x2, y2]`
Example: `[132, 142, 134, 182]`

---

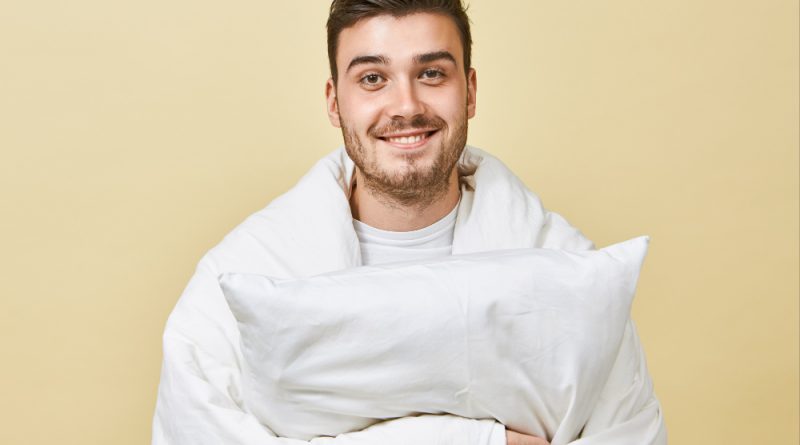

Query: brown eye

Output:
[360, 74, 384, 86]
[421, 69, 444, 80]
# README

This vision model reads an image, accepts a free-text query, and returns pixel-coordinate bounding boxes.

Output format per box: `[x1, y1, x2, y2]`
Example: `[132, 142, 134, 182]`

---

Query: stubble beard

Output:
[341, 112, 468, 209]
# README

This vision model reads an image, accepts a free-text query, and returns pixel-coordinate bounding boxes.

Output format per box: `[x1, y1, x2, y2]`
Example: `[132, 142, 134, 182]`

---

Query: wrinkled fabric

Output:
[153, 146, 667, 445]
[220, 237, 649, 442]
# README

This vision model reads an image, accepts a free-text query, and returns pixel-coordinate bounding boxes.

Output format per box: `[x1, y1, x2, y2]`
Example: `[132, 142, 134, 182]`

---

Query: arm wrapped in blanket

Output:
[219, 236, 652, 445]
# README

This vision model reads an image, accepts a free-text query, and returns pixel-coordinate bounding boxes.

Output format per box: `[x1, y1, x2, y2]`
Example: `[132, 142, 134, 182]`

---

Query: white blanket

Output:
[152, 146, 667, 445]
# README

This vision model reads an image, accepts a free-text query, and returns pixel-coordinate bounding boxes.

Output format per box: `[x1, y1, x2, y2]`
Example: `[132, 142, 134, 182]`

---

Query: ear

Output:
[325, 78, 341, 128]
[466, 68, 477, 119]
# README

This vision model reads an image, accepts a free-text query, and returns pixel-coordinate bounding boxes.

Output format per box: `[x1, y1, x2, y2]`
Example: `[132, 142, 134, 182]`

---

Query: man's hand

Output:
[506, 429, 551, 445]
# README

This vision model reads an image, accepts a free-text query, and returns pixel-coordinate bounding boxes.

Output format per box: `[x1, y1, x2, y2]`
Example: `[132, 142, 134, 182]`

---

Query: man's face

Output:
[325, 13, 477, 202]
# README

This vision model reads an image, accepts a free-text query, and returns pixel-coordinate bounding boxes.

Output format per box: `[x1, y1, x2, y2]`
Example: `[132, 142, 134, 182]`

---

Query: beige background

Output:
[1, 1, 797, 444]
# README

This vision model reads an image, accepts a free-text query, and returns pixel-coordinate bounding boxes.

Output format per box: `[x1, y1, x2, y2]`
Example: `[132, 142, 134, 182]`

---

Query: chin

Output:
[385, 160, 434, 180]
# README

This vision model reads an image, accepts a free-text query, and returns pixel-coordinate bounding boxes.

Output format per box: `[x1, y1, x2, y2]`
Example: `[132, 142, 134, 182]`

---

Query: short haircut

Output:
[327, 0, 473, 83]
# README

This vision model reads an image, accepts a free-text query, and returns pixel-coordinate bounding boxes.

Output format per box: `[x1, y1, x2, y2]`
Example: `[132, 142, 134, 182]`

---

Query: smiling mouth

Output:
[378, 130, 438, 147]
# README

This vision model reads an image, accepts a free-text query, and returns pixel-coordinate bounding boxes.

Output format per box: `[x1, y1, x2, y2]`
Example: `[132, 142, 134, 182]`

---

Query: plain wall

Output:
[1, 1, 797, 444]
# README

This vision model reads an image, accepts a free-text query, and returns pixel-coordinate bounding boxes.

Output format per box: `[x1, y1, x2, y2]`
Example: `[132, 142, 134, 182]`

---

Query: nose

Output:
[385, 79, 425, 120]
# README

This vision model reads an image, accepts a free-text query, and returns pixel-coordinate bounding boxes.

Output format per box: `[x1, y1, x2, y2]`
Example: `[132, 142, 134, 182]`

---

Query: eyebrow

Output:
[346, 54, 389, 74]
[345, 51, 457, 74]
[414, 51, 457, 65]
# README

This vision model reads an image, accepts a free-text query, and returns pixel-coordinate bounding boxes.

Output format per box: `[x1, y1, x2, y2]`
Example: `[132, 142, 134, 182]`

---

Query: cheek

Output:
[428, 87, 467, 120]
[338, 92, 382, 130]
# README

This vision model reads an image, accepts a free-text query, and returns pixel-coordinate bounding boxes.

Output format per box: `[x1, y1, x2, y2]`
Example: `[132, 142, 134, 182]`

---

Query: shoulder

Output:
[457, 145, 595, 251]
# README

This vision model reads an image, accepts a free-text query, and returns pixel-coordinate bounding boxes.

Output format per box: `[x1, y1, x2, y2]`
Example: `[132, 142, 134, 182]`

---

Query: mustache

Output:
[369, 115, 447, 137]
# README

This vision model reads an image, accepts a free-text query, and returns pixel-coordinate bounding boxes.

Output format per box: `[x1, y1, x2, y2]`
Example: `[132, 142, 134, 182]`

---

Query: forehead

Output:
[336, 13, 463, 69]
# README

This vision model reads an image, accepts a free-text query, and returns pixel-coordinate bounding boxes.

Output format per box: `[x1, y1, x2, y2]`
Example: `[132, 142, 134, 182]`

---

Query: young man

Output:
[152, 1, 666, 444]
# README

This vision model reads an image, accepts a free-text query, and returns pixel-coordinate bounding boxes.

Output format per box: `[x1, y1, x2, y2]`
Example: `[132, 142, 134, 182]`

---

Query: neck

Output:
[349, 169, 461, 232]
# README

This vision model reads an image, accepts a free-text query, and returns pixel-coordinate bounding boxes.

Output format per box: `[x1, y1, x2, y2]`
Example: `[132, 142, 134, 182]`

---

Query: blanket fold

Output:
[153, 146, 666, 445]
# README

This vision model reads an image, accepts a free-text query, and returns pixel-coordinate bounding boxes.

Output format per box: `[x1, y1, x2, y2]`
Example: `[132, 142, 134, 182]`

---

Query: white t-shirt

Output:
[352, 202, 459, 266]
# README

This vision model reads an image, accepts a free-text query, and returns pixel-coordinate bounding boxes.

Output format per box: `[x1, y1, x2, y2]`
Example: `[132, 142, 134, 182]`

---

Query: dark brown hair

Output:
[327, 0, 472, 83]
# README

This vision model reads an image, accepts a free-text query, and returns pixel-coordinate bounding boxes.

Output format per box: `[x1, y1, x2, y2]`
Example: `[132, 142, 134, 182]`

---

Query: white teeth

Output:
[388, 134, 425, 144]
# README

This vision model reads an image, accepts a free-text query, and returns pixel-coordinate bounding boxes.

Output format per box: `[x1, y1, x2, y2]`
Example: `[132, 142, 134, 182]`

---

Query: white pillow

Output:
[219, 236, 649, 441]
